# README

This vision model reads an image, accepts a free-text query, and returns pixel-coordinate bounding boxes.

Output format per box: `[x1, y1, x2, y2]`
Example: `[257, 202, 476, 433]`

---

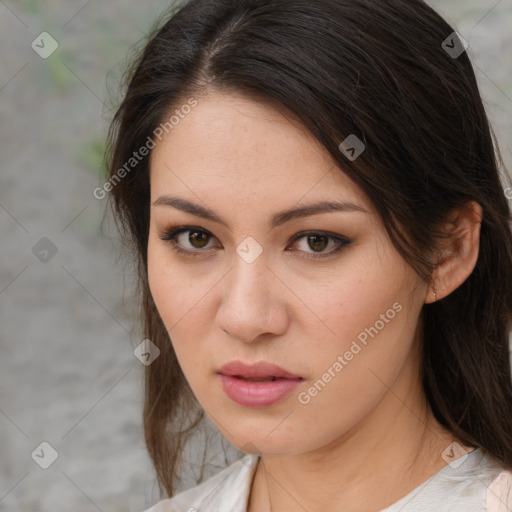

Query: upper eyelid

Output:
[161, 226, 349, 246]
[160, 227, 351, 262]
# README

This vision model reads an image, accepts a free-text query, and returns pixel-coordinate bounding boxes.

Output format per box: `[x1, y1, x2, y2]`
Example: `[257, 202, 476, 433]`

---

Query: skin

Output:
[147, 91, 482, 512]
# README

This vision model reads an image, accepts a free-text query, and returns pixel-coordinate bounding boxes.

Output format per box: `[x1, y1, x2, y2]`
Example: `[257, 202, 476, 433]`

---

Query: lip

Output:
[217, 360, 303, 407]
[218, 360, 303, 379]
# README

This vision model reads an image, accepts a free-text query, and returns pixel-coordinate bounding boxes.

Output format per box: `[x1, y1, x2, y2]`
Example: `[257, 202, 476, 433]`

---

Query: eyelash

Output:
[158, 226, 351, 260]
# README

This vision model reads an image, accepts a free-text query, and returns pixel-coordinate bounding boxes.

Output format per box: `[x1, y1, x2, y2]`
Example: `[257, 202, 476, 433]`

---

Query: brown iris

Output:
[189, 231, 210, 248]
[307, 234, 329, 252]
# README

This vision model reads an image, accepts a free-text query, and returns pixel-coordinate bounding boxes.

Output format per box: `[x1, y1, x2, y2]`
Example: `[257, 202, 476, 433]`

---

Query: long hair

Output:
[105, 0, 512, 498]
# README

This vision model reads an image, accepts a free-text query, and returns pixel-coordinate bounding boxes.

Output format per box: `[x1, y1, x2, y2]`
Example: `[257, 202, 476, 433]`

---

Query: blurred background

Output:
[0, 1, 511, 511]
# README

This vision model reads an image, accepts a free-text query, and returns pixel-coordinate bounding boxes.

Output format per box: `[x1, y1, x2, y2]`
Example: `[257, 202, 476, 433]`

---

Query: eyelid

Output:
[158, 225, 351, 259]
[158, 225, 220, 257]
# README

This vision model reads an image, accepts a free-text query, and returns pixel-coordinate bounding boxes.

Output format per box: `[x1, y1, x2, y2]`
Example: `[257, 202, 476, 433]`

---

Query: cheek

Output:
[147, 240, 216, 370]
[147, 241, 186, 350]
[295, 254, 412, 356]
[148, 239, 200, 323]
[292, 255, 422, 398]
[301, 284, 409, 386]
[148, 242, 176, 323]
[288, 288, 419, 448]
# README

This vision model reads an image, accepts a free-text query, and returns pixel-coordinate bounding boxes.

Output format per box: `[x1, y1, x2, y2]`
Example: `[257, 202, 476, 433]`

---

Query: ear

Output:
[425, 200, 483, 304]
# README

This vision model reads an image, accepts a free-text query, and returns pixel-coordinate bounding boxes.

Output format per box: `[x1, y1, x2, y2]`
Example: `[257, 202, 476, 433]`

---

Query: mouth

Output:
[230, 375, 302, 382]
[218, 360, 303, 380]
[218, 372, 304, 407]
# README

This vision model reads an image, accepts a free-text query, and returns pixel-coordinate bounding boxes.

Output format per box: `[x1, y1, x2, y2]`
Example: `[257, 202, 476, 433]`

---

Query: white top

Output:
[144, 448, 512, 511]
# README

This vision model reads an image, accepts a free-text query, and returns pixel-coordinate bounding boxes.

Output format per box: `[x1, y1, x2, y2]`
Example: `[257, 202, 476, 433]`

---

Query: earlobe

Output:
[425, 201, 483, 304]
[425, 285, 437, 304]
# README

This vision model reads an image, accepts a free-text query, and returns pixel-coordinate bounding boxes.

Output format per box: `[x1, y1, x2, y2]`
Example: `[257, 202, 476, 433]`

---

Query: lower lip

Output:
[219, 374, 302, 407]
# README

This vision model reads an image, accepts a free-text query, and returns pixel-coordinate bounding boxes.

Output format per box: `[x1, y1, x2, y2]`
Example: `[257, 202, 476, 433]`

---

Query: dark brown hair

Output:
[105, 0, 512, 498]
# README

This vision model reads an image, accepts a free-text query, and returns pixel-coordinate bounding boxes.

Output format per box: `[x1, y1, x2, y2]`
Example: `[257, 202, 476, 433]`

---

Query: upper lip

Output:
[218, 360, 303, 379]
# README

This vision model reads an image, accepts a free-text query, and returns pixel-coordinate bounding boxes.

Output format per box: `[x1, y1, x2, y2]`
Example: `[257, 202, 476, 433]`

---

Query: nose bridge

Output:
[228, 245, 271, 307]
[216, 245, 287, 341]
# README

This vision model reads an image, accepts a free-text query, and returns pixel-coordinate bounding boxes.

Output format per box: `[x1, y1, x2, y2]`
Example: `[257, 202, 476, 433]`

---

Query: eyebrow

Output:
[153, 196, 369, 229]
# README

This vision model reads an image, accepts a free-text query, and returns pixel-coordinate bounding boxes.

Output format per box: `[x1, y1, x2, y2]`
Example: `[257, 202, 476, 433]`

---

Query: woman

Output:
[105, 0, 512, 510]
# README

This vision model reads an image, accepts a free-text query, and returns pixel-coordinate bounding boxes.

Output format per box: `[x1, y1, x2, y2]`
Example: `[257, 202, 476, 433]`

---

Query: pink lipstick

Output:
[218, 360, 303, 407]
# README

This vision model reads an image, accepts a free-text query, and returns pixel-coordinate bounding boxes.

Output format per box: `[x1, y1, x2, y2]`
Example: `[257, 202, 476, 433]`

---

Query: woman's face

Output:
[148, 91, 429, 456]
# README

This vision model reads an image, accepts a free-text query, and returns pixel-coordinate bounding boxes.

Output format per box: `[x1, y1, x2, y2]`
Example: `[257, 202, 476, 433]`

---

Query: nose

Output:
[215, 251, 289, 343]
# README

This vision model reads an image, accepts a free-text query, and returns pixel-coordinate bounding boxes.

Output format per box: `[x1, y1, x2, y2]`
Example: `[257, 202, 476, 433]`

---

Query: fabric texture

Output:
[143, 448, 512, 511]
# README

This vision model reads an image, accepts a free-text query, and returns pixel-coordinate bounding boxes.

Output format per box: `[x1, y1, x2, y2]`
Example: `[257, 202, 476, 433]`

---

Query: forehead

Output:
[149, 91, 369, 212]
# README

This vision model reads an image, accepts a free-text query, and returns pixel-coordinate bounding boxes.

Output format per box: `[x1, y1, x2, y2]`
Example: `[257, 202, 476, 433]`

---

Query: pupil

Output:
[190, 231, 209, 248]
[308, 235, 328, 252]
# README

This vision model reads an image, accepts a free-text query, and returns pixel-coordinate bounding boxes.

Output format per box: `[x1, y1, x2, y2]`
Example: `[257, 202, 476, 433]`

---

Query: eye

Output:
[288, 231, 351, 260]
[158, 226, 219, 257]
[158, 226, 351, 260]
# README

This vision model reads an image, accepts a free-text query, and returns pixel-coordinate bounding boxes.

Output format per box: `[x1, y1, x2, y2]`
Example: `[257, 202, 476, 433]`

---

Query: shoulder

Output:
[142, 454, 259, 512]
[486, 470, 512, 512]
[378, 448, 511, 511]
